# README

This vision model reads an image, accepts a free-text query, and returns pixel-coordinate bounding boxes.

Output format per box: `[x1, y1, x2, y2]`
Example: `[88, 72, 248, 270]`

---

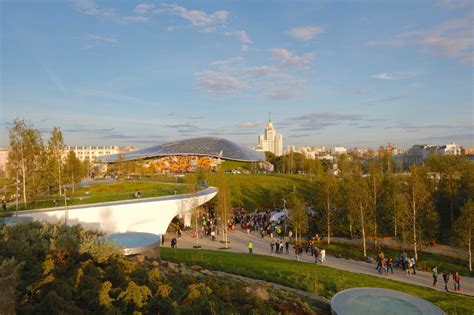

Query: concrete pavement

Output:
[163, 228, 474, 297]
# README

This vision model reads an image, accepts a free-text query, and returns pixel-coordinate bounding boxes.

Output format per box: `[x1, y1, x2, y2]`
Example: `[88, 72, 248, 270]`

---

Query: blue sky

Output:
[1, 0, 473, 149]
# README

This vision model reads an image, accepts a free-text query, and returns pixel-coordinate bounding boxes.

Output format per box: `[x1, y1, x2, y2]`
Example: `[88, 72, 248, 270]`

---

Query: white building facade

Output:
[437, 142, 461, 156]
[257, 119, 283, 156]
[64, 146, 137, 162]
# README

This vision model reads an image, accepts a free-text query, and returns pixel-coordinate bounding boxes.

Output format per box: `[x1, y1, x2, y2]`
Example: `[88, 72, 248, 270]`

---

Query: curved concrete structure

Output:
[331, 288, 444, 315]
[3, 187, 217, 235]
[99, 137, 265, 163]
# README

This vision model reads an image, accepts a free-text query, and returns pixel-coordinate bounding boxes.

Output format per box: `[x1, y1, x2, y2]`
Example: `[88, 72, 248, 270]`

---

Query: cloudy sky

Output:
[1, 0, 473, 149]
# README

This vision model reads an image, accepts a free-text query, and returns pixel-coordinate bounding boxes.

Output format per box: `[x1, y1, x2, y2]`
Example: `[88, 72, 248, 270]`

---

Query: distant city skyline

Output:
[1, 1, 473, 149]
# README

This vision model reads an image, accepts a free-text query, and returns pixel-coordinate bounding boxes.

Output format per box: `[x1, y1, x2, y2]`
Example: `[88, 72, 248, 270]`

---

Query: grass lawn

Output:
[161, 248, 474, 314]
[207, 173, 312, 210]
[5, 181, 192, 211]
[317, 242, 474, 277]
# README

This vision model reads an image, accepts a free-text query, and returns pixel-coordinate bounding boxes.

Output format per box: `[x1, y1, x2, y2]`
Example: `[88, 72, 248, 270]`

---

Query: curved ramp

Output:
[5, 187, 217, 235]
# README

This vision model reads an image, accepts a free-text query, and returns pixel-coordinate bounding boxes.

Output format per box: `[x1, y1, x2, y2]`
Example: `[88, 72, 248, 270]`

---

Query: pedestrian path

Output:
[163, 229, 474, 297]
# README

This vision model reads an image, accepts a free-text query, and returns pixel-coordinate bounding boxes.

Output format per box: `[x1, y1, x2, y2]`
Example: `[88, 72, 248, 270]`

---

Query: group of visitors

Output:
[375, 252, 395, 274]
[270, 240, 290, 254]
[233, 208, 287, 239]
[432, 267, 462, 292]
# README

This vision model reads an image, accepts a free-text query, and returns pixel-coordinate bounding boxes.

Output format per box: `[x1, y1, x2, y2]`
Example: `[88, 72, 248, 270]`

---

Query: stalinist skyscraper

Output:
[257, 113, 283, 156]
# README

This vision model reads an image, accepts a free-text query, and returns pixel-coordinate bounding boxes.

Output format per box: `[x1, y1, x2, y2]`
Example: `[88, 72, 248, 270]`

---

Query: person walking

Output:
[295, 246, 300, 261]
[443, 272, 451, 292]
[247, 240, 253, 254]
[453, 272, 461, 292]
[432, 266, 439, 286]
[285, 241, 289, 254]
[270, 241, 275, 253]
[320, 248, 326, 263]
[410, 256, 416, 274]
[387, 257, 394, 274]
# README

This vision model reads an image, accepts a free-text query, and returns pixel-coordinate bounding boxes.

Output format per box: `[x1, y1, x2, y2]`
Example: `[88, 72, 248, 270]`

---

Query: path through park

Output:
[163, 229, 474, 297]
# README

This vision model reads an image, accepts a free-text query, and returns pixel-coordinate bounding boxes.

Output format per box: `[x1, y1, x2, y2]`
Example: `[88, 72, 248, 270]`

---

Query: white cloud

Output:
[366, 15, 474, 66]
[224, 30, 252, 50]
[160, 4, 229, 32]
[134, 3, 155, 15]
[195, 70, 245, 94]
[246, 66, 278, 75]
[72, 0, 116, 17]
[72, 0, 151, 24]
[195, 56, 306, 100]
[287, 26, 323, 41]
[122, 15, 149, 23]
[437, 0, 472, 9]
[236, 121, 263, 128]
[372, 73, 394, 80]
[271, 48, 313, 67]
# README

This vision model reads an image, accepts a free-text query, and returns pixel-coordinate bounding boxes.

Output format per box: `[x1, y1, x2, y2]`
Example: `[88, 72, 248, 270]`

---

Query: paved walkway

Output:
[163, 229, 474, 297]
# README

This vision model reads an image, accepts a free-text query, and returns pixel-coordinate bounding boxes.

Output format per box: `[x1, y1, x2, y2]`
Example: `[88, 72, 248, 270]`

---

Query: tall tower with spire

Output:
[257, 113, 283, 156]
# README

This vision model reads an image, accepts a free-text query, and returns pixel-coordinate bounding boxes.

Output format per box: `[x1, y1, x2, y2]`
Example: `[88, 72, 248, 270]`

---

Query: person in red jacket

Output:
[453, 272, 461, 291]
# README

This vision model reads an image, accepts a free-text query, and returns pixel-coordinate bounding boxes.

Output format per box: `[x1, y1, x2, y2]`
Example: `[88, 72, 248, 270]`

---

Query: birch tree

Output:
[367, 159, 383, 247]
[350, 157, 370, 257]
[48, 127, 65, 195]
[404, 165, 432, 260]
[315, 172, 338, 244]
[7, 119, 43, 205]
[454, 199, 474, 271]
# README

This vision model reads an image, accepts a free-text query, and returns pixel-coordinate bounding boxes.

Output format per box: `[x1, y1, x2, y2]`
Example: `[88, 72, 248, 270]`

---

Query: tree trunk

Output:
[21, 157, 27, 205]
[373, 178, 377, 248]
[360, 203, 367, 257]
[412, 187, 418, 260]
[326, 193, 331, 245]
[349, 217, 353, 239]
[58, 157, 62, 196]
[469, 228, 472, 272]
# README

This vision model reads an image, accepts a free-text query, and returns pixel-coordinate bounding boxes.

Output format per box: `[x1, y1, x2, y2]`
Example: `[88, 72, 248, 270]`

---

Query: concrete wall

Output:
[11, 187, 217, 235]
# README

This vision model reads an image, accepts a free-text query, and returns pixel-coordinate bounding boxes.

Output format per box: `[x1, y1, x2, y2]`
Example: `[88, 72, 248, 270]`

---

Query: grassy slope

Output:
[161, 248, 474, 315]
[208, 173, 312, 210]
[6, 181, 191, 211]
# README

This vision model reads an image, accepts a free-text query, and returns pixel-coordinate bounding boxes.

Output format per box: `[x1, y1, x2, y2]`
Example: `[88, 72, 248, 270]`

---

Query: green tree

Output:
[64, 150, 82, 193]
[215, 171, 231, 247]
[404, 165, 436, 260]
[315, 172, 338, 244]
[349, 157, 370, 257]
[48, 127, 65, 196]
[7, 119, 43, 205]
[454, 199, 474, 271]
[367, 158, 383, 247]
[288, 193, 308, 243]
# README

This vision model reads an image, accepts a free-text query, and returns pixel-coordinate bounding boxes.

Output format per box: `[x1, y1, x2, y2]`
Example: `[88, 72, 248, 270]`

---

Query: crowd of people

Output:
[167, 207, 466, 295]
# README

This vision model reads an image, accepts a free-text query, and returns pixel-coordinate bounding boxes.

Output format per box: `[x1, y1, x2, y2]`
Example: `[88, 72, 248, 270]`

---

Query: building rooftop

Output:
[99, 137, 266, 163]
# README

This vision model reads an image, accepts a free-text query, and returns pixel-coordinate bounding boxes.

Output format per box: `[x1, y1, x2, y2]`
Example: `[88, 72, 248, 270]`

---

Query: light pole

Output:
[64, 187, 68, 224]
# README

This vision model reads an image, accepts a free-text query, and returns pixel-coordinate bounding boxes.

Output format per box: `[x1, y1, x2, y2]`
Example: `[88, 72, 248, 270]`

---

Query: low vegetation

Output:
[161, 248, 474, 315]
[0, 222, 328, 314]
